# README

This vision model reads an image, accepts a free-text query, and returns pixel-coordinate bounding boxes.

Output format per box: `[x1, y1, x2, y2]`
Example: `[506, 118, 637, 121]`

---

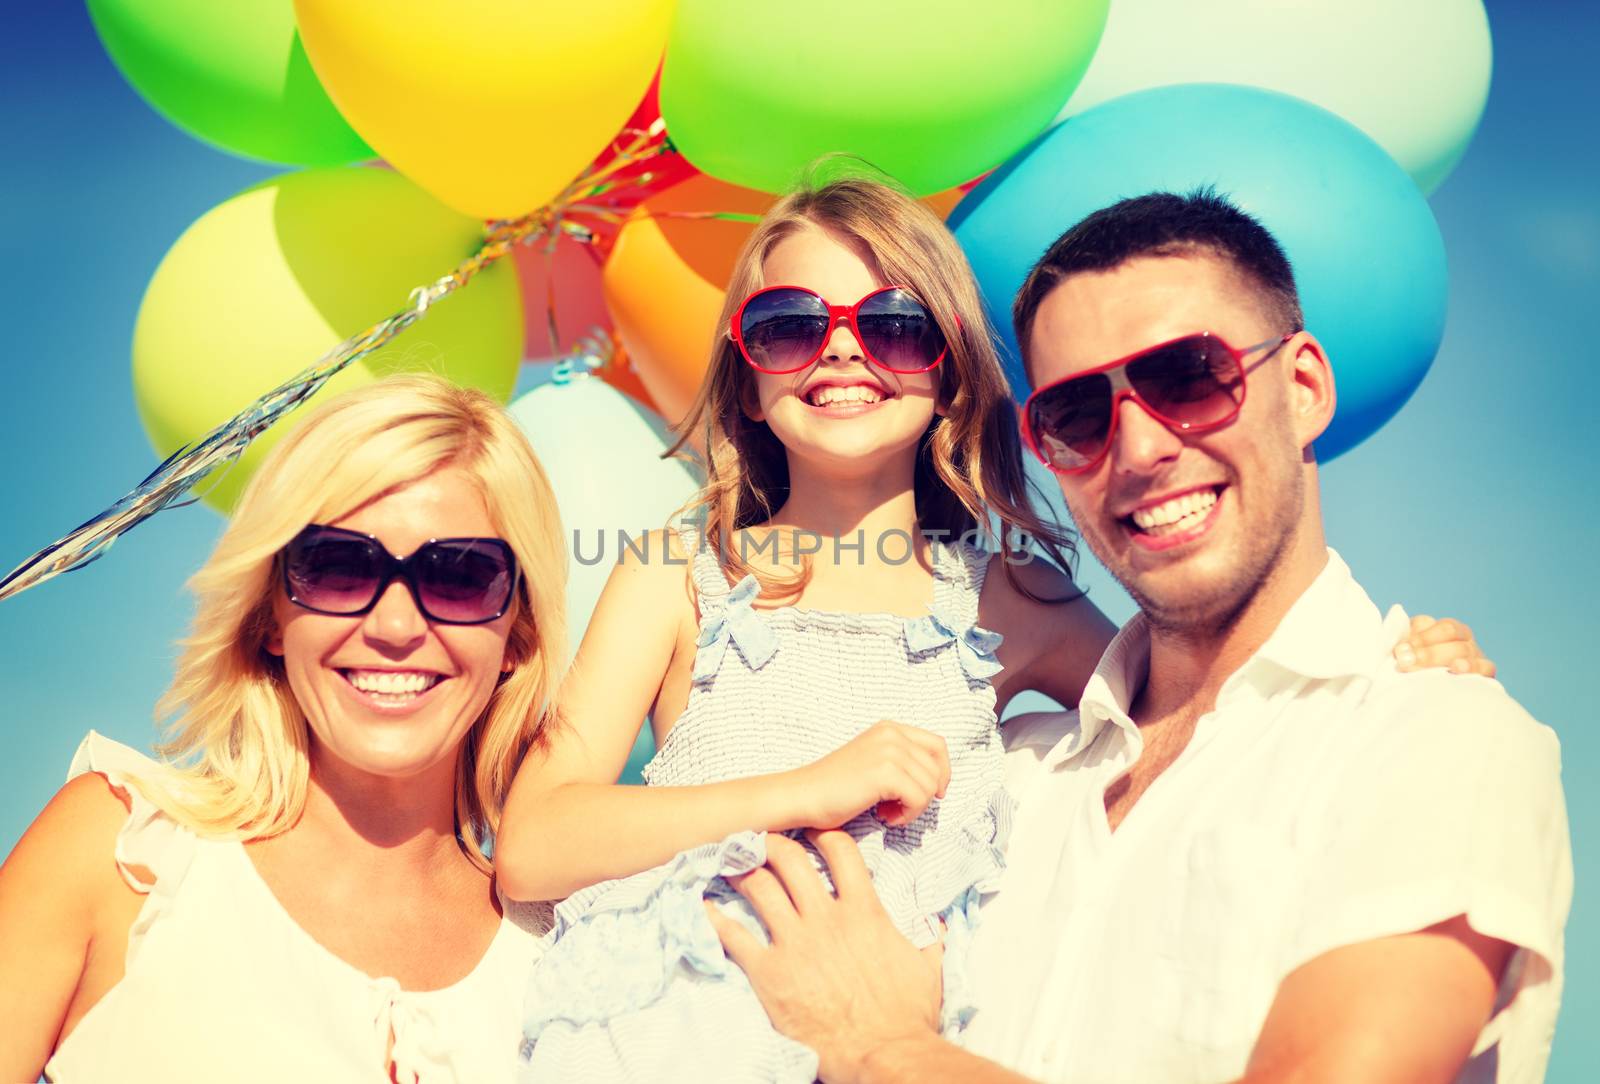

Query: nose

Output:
[361, 579, 428, 654]
[819, 315, 865, 365]
[1107, 394, 1184, 476]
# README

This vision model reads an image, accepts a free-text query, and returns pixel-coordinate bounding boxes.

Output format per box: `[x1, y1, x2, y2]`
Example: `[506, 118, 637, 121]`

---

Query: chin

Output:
[316, 718, 463, 780]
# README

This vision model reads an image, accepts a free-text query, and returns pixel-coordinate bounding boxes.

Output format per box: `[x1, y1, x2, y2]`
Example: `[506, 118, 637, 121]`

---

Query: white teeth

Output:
[1131, 489, 1219, 533]
[345, 670, 440, 696]
[808, 384, 884, 407]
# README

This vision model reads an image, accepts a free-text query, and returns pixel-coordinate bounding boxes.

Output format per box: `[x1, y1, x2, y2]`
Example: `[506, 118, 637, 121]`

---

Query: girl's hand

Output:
[1394, 615, 1496, 678]
[790, 722, 952, 830]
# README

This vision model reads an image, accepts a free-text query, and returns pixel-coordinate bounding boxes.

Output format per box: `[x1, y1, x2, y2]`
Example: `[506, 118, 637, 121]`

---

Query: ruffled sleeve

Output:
[67, 730, 197, 903]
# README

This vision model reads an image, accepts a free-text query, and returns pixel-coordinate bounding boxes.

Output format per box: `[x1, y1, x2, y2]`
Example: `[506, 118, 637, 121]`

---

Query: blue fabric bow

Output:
[904, 606, 1005, 681]
[692, 574, 780, 682]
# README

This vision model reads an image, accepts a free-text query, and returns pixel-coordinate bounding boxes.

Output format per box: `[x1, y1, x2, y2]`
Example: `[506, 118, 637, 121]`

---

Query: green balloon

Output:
[660, 0, 1109, 195]
[87, 0, 372, 165]
[133, 166, 523, 512]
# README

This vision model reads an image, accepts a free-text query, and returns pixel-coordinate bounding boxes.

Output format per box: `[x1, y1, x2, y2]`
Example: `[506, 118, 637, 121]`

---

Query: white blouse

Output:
[46, 732, 548, 1084]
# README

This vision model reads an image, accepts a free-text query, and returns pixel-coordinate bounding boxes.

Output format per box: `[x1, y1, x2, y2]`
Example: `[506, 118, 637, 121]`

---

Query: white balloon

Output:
[1056, 0, 1492, 192]
[509, 368, 702, 779]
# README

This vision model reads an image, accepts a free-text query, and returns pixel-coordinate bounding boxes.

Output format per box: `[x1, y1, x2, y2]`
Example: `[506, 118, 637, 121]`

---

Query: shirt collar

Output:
[1046, 549, 1400, 769]
[1252, 550, 1394, 680]
[1046, 618, 1148, 769]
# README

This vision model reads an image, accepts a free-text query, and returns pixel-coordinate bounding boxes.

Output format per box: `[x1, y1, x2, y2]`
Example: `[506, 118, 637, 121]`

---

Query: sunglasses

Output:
[732, 285, 951, 375]
[1021, 332, 1296, 474]
[280, 524, 519, 626]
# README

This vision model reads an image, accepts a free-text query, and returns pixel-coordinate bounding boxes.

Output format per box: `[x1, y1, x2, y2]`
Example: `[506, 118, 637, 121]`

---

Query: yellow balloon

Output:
[293, 0, 675, 219]
[133, 166, 523, 512]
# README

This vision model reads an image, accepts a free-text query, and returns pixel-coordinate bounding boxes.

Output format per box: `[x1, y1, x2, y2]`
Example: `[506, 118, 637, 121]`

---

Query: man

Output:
[708, 191, 1572, 1083]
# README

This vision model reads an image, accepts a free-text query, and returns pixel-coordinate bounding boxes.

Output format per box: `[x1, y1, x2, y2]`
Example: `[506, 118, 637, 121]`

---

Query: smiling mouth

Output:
[804, 383, 887, 409]
[1121, 486, 1224, 540]
[338, 668, 445, 704]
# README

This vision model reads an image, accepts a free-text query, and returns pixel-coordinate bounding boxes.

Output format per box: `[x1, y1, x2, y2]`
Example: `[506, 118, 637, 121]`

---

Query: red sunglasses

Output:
[731, 284, 951, 375]
[1020, 331, 1296, 474]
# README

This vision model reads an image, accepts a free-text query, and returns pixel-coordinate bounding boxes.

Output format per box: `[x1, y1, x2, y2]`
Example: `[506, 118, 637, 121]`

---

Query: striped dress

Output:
[518, 528, 1013, 1082]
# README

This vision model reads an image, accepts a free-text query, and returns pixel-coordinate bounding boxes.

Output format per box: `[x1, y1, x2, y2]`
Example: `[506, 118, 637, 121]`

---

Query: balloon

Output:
[951, 84, 1448, 461]
[516, 234, 613, 361]
[86, 0, 371, 165]
[598, 340, 663, 416]
[661, 0, 1109, 195]
[134, 166, 523, 512]
[602, 175, 777, 425]
[294, 0, 675, 219]
[508, 372, 703, 782]
[1054, 0, 1491, 194]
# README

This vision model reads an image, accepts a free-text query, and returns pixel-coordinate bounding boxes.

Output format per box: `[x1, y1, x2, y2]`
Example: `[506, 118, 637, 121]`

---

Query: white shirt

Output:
[970, 551, 1572, 1083]
[46, 733, 550, 1084]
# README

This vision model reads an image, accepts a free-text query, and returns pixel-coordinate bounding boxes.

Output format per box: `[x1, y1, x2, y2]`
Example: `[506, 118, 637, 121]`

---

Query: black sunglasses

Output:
[281, 524, 518, 626]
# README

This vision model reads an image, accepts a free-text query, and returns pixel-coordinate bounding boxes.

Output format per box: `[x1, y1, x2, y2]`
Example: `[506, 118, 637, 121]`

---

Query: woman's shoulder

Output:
[61, 731, 199, 892]
[1, 757, 140, 946]
[22, 769, 136, 872]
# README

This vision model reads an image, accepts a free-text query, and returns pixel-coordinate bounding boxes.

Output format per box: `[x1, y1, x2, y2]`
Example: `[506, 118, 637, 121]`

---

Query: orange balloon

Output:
[597, 338, 662, 416]
[603, 178, 971, 426]
[602, 175, 774, 425]
[921, 185, 966, 219]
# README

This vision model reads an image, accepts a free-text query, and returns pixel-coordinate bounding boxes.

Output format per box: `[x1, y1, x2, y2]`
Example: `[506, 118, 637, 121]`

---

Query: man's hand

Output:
[705, 829, 944, 1084]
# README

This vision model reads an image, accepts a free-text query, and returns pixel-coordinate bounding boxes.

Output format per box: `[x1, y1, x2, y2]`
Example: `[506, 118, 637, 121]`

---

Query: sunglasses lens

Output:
[856, 289, 947, 373]
[1026, 335, 1250, 472]
[738, 289, 830, 372]
[414, 540, 515, 624]
[1027, 375, 1115, 470]
[1127, 337, 1242, 424]
[285, 531, 383, 614]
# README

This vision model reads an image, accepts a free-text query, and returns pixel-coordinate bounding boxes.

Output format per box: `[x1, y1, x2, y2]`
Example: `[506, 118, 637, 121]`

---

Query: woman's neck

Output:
[288, 747, 473, 887]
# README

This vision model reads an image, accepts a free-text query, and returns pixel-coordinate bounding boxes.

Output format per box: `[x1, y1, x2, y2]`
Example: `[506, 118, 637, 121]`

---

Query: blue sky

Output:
[1, 3, 1594, 1076]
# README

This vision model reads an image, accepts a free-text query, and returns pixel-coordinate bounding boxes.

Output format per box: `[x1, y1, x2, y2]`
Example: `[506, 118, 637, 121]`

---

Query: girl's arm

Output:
[982, 555, 1117, 716]
[496, 531, 950, 902]
[0, 774, 135, 1079]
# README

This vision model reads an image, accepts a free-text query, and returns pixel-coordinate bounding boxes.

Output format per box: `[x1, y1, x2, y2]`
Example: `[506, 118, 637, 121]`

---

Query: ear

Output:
[1286, 332, 1336, 452]
[265, 625, 285, 658]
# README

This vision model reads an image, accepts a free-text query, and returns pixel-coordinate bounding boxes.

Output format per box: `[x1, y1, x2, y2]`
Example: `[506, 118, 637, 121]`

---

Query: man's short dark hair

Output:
[1011, 188, 1304, 383]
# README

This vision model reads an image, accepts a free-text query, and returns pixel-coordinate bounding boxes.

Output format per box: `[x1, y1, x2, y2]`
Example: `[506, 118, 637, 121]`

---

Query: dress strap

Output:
[68, 731, 198, 896]
[931, 537, 993, 631]
[907, 539, 1002, 684]
[672, 522, 737, 615]
[67, 731, 200, 973]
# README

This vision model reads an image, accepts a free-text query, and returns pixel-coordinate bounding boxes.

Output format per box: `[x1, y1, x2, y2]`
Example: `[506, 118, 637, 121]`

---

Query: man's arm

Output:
[1238, 916, 1511, 1084]
[706, 830, 1034, 1084]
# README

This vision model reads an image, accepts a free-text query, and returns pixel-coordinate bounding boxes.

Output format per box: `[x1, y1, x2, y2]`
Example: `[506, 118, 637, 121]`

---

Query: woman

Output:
[0, 375, 567, 1082]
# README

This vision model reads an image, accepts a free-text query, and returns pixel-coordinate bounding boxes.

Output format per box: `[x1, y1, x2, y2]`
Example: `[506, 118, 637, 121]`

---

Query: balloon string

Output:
[0, 124, 674, 605]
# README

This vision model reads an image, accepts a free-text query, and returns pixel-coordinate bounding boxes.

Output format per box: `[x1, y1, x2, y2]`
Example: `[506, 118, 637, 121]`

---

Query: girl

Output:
[496, 175, 1486, 1082]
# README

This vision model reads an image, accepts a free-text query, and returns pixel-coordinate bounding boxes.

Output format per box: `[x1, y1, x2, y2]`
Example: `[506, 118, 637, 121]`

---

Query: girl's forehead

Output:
[761, 225, 887, 296]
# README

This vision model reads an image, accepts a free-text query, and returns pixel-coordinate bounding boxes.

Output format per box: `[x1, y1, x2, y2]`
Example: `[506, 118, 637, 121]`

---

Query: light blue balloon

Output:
[951, 83, 1449, 461]
[509, 368, 702, 783]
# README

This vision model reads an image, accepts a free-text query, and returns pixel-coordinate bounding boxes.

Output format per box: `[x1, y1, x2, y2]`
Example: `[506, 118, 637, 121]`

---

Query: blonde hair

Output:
[670, 168, 1078, 600]
[140, 375, 566, 871]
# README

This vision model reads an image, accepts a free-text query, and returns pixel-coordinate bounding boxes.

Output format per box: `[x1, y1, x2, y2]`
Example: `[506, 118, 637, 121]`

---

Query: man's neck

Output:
[1138, 535, 1329, 725]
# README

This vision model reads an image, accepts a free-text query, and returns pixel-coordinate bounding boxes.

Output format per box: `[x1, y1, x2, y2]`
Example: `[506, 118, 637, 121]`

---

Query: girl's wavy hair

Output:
[668, 167, 1078, 600]
[138, 375, 567, 872]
